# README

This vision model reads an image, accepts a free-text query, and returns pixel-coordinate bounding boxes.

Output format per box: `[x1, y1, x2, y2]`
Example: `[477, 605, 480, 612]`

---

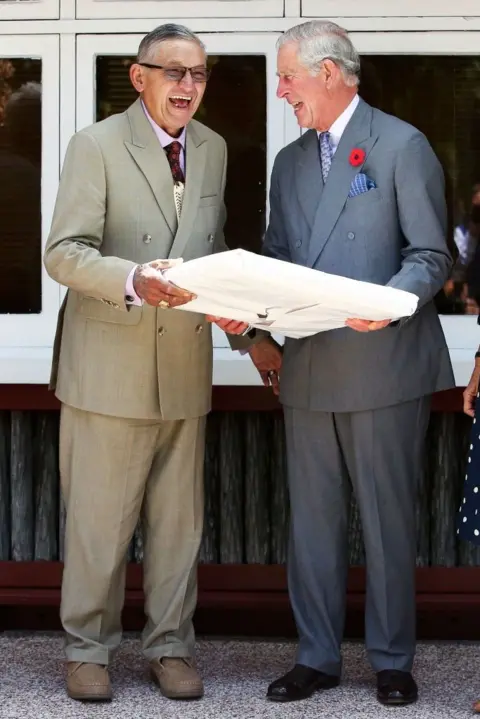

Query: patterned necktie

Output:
[164, 140, 185, 219]
[164, 141, 184, 183]
[319, 131, 333, 183]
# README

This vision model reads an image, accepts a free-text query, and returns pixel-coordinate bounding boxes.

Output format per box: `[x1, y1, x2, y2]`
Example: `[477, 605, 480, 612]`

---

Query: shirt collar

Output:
[141, 100, 186, 149]
[317, 93, 359, 150]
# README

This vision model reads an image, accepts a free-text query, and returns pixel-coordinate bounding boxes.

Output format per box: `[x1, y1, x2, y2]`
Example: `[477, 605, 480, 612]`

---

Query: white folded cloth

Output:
[164, 249, 418, 339]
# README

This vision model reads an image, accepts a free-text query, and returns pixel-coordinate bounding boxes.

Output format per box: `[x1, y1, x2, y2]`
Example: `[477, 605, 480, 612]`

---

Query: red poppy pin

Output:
[349, 148, 365, 167]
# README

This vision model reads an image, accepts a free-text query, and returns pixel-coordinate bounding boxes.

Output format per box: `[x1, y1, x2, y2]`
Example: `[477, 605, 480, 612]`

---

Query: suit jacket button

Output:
[195, 324, 204, 334]
[158, 327, 165, 336]
[143, 234, 152, 244]
[295, 239, 302, 248]
[347, 232, 355, 240]
[208, 234, 214, 243]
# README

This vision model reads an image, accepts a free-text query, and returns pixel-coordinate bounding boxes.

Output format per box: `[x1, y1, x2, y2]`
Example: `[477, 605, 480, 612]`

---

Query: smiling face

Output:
[276, 40, 356, 132]
[129, 38, 207, 136]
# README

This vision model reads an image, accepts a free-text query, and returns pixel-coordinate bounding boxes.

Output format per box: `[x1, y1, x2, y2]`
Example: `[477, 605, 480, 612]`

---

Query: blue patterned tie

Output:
[319, 131, 333, 183]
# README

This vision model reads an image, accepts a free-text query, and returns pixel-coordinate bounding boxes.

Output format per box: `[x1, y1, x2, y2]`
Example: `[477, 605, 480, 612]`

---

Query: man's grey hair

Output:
[277, 20, 360, 86]
[137, 23, 206, 63]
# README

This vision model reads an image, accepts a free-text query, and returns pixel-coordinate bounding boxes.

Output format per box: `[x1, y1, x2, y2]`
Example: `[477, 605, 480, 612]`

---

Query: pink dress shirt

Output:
[125, 102, 186, 305]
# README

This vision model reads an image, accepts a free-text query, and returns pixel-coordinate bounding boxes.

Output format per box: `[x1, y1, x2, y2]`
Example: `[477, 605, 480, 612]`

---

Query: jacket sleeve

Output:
[262, 153, 292, 263]
[386, 130, 452, 310]
[44, 130, 136, 310]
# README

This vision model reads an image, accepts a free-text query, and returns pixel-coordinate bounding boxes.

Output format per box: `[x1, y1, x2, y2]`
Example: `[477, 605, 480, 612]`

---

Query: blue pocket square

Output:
[348, 173, 377, 198]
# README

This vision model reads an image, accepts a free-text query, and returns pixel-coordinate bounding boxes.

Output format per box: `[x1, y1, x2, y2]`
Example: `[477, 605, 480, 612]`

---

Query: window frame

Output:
[0, 0, 58, 20]
[1, 21, 476, 386]
[0, 34, 60, 382]
[302, 0, 480, 17]
[75, 0, 283, 20]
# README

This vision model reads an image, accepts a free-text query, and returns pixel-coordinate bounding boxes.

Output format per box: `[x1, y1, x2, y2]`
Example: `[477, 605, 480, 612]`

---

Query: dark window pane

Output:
[360, 55, 480, 315]
[96, 54, 267, 253]
[0, 59, 42, 314]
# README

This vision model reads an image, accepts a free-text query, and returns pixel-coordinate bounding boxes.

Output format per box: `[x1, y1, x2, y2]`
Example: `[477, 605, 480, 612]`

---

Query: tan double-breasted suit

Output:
[44, 98, 234, 663]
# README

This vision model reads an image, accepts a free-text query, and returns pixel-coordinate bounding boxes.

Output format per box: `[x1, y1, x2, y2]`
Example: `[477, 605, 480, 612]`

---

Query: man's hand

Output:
[206, 316, 250, 335]
[133, 259, 195, 308]
[346, 318, 391, 332]
[248, 338, 283, 395]
[464, 365, 480, 417]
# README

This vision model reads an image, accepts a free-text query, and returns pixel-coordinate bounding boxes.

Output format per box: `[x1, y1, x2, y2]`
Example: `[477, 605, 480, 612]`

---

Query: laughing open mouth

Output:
[291, 101, 304, 112]
[169, 95, 192, 109]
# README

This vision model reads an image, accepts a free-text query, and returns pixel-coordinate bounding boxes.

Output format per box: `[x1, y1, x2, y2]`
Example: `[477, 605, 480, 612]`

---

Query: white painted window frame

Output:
[0, 35, 61, 383]
[302, 0, 480, 17]
[0, 0, 58, 20]
[76, 0, 283, 20]
[1, 12, 478, 386]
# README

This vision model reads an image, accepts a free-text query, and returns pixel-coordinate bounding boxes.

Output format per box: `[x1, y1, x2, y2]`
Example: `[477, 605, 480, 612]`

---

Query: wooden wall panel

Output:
[0, 405, 475, 567]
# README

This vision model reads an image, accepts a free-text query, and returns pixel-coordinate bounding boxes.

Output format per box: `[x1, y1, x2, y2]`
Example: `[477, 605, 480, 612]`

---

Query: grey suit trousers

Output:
[283, 397, 430, 675]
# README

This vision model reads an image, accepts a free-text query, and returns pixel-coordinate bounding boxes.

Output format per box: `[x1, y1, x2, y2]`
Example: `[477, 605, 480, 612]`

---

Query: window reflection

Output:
[360, 55, 480, 315]
[0, 59, 42, 314]
[96, 54, 267, 254]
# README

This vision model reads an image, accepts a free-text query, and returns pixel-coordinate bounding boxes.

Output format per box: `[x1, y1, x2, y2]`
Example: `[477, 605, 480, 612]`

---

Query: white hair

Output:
[277, 20, 360, 87]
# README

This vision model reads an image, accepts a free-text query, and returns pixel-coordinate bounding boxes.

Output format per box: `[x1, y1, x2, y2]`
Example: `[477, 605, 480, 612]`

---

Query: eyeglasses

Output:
[138, 63, 211, 83]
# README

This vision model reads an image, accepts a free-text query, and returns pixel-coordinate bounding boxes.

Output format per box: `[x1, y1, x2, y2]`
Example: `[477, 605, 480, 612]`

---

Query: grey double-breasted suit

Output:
[263, 97, 454, 674]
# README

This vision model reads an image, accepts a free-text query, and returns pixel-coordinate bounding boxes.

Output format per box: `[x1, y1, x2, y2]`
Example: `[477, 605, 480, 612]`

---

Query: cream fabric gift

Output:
[164, 249, 418, 339]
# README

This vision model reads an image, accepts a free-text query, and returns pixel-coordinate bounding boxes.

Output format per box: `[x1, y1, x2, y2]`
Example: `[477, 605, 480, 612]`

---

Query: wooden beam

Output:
[0, 386, 466, 412]
[2, 562, 480, 594]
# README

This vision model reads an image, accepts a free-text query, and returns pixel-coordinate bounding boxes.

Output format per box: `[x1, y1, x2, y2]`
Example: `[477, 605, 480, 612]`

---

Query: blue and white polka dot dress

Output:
[458, 391, 480, 545]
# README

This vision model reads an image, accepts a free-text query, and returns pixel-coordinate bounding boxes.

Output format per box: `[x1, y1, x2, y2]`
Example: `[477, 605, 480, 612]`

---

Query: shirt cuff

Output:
[125, 265, 143, 306]
[238, 326, 256, 353]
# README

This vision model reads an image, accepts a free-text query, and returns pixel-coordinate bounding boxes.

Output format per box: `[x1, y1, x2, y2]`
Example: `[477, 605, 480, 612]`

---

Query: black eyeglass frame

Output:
[137, 62, 211, 83]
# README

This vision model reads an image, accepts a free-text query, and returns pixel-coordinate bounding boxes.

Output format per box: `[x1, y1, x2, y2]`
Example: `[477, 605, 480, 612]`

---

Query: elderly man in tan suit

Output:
[44, 23, 250, 703]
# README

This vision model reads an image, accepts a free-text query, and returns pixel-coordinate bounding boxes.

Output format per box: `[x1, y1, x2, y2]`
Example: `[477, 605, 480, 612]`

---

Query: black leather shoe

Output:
[267, 664, 340, 702]
[376, 670, 418, 706]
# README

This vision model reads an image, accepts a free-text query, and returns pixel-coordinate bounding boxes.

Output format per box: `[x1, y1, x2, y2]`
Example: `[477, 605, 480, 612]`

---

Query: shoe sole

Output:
[150, 670, 204, 700]
[68, 691, 112, 702]
[267, 680, 340, 702]
[377, 695, 418, 706]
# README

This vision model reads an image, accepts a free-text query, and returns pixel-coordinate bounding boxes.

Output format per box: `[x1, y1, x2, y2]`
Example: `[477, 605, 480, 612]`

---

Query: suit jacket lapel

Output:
[295, 129, 324, 229]
[306, 98, 378, 268]
[169, 124, 207, 259]
[124, 98, 177, 237]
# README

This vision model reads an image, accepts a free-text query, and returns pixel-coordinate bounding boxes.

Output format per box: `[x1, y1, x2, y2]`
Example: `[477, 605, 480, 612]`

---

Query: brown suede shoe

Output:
[66, 662, 112, 701]
[150, 657, 204, 699]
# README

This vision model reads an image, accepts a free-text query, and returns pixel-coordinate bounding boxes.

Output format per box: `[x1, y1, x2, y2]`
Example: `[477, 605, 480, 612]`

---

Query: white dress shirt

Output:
[317, 93, 359, 154]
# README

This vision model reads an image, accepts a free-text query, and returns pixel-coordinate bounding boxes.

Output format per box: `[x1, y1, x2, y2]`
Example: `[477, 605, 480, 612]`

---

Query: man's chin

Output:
[295, 113, 312, 130]
[168, 107, 197, 127]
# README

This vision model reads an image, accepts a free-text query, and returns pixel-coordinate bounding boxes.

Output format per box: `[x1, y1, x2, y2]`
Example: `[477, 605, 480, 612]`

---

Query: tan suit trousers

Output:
[59, 403, 205, 665]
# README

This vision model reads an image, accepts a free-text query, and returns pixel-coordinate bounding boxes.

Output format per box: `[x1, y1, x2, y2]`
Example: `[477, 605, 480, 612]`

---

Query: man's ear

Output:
[322, 59, 337, 87]
[129, 63, 144, 93]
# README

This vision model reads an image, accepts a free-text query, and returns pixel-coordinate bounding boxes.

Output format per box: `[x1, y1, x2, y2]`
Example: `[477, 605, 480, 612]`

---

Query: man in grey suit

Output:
[242, 20, 454, 706]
